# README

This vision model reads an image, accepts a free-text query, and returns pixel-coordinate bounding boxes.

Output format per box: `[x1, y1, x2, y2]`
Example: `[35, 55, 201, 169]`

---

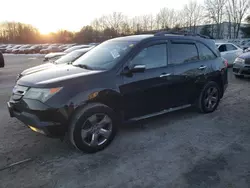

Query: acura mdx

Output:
[8, 32, 228, 153]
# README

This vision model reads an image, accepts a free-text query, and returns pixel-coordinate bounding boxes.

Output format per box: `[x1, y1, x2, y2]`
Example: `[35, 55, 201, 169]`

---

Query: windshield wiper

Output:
[73, 64, 93, 70]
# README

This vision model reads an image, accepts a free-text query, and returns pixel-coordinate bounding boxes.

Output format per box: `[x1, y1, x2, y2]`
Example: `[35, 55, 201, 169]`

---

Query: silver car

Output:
[216, 43, 243, 65]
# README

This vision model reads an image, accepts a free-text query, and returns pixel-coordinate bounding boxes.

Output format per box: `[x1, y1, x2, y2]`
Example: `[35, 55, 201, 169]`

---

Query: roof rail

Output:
[154, 31, 211, 39]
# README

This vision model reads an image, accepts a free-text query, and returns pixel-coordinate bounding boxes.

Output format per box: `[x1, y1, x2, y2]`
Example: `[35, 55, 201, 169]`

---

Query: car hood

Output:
[45, 52, 66, 58]
[17, 64, 103, 87]
[239, 51, 250, 59]
[20, 62, 56, 76]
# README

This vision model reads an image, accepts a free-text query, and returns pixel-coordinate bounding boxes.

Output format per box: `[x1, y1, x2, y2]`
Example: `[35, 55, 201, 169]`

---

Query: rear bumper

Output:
[233, 63, 250, 76]
[7, 101, 67, 137]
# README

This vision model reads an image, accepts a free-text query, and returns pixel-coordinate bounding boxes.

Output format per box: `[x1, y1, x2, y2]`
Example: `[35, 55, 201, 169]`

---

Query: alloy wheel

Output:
[204, 86, 219, 110]
[81, 113, 112, 146]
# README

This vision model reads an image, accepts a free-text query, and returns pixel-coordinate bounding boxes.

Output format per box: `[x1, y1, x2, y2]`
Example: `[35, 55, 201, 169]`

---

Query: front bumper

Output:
[233, 63, 250, 76]
[7, 100, 67, 137]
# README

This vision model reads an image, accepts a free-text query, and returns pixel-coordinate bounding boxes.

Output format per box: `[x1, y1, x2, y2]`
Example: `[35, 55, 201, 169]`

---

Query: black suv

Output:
[7, 32, 228, 153]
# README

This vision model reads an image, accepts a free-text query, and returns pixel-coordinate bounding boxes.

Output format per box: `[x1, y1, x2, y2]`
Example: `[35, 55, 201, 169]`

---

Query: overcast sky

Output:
[0, 0, 203, 34]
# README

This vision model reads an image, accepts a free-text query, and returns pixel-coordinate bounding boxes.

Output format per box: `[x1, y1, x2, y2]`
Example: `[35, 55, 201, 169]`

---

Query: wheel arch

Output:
[68, 89, 123, 125]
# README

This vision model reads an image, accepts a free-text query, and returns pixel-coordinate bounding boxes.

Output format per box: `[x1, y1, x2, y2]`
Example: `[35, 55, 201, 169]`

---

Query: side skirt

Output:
[128, 104, 192, 122]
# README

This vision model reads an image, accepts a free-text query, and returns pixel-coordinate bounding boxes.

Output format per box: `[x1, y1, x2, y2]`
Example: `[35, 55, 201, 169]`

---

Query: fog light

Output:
[28, 125, 45, 135]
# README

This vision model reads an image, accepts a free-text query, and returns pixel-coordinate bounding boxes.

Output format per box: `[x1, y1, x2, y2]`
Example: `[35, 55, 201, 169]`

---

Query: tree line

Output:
[1, 0, 250, 44]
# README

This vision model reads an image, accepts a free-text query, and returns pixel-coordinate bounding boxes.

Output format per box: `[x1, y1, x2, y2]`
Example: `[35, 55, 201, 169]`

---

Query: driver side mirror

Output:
[130, 64, 146, 73]
[122, 64, 146, 75]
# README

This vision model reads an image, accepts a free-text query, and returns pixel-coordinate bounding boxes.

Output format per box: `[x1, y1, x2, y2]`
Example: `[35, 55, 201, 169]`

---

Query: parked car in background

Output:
[0, 51, 4, 68]
[233, 52, 250, 78]
[1, 44, 15, 53]
[64, 44, 93, 53]
[44, 44, 93, 61]
[16, 47, 92, 81]
[6, 45, 22, 53]
[40, 45, 62, 54]
[0, 44, 8, 53]
[244, 47, 250, 53]
[8, 33, 228, 153]
[216, 42, 243, 65]
[23, 45, 43, 54]
[16, 45, 33, 54]
[241, 41, 250, 51]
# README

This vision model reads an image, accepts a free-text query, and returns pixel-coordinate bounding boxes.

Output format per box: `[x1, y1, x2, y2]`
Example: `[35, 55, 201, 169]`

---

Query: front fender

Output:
[67, 88, 123, 118]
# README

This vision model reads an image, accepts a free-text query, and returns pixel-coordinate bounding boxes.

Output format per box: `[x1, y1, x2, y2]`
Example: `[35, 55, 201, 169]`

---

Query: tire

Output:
[197, 81, 221, 113]
[234, 74, 244, 78]
[69, 103, 118, 153]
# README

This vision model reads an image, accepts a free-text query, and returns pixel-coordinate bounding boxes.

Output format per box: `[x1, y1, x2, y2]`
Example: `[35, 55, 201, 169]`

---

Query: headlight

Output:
[23, 87, 62, 102]
[16, 74, 22, 82]
[234, 57, 245, 64]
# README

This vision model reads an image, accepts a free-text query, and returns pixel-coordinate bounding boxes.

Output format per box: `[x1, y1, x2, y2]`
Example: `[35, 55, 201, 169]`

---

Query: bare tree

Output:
[226, 0, 250, 38]
[102, 12, 126, 33]
[205, 0, 227, 38]
[140, 14, 154, 31]
[130, 16, 143, 33]
[156, 8, 175, 29]
[184, 1, 204, 33]
[174, 11, 188, 28]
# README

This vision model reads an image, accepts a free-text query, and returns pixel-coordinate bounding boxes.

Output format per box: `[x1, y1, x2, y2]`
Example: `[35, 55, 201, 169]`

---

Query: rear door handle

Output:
[198, 65, 207, 70]
[160, 73, 171, 78]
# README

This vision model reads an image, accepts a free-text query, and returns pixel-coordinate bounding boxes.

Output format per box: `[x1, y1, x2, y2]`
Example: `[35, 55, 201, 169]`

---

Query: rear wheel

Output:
[198, 81, 220, 113]
[69, 103, 118, 153]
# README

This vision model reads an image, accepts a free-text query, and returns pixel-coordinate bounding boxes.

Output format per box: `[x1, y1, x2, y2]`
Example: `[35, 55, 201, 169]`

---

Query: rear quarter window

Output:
[197, 42, 216, 60]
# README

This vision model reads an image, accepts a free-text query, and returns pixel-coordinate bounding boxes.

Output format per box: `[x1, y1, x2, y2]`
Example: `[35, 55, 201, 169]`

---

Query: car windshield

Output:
[55, 50, 88, 64]
[73, 41, 136, 70]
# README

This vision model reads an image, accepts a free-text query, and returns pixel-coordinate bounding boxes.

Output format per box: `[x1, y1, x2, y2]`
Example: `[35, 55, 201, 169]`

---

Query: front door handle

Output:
[160, 73, 171, 78]
[198, 65, 207, 70]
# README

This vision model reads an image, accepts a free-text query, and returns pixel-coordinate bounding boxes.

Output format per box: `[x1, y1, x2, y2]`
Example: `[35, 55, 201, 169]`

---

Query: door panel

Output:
[171, 61, 210, 106]
[168, 40, 210, 106]
[120, 66, 174, 119]
[119, 41, 174, 119]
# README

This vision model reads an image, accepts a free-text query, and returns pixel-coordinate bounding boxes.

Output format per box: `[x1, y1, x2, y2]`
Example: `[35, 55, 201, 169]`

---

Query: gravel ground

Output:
[0, 55, 250, 188]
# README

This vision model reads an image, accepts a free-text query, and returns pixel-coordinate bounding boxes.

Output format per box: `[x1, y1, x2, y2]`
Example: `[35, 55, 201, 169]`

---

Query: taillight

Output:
[224, 59, 228, 67]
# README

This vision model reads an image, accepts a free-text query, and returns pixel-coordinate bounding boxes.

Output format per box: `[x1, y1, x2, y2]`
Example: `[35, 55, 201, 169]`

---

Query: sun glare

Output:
[39, 28, 53, 35]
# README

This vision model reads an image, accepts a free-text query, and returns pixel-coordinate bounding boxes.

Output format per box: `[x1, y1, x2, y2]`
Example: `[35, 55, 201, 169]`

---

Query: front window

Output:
[130, 44, 167, 69]
[73, 40, 136, 70]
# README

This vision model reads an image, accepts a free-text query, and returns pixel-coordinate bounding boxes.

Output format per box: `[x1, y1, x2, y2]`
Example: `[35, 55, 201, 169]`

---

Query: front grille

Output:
[233, 68, 240, 73]
[11, 85, 29, 102]
[245, 59, 250, 65]
[241, 69, 250, 75]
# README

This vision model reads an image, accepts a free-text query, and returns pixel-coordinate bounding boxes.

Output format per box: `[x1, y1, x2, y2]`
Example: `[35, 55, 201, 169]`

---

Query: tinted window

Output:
[130, 44, 167, 69]
[170, 43, 198, 64]
[226, 44, 237, 51]
[198, 42, 216, 60]
[218, 44, 226, 52]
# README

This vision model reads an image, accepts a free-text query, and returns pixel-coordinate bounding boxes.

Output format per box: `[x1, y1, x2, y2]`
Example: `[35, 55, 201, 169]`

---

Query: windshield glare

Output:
[55, 50, 86, 64]
[73, 41, 136, 70]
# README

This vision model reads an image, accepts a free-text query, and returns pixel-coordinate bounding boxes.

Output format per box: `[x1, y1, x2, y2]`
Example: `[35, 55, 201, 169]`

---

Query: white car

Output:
[216, 43, 243, 65]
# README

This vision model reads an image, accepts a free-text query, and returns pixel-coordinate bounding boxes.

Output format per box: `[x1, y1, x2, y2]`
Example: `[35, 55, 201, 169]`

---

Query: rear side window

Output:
[170, 43, 198, 65]
[218, 45, 226, 52]
[197, 42, 216, 60]
[226, 44, 237, 51]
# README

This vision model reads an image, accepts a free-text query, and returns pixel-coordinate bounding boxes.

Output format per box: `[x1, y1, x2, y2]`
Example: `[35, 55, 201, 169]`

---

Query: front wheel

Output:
[69, 103, 118, 153]
[197, 81, 220, 113]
